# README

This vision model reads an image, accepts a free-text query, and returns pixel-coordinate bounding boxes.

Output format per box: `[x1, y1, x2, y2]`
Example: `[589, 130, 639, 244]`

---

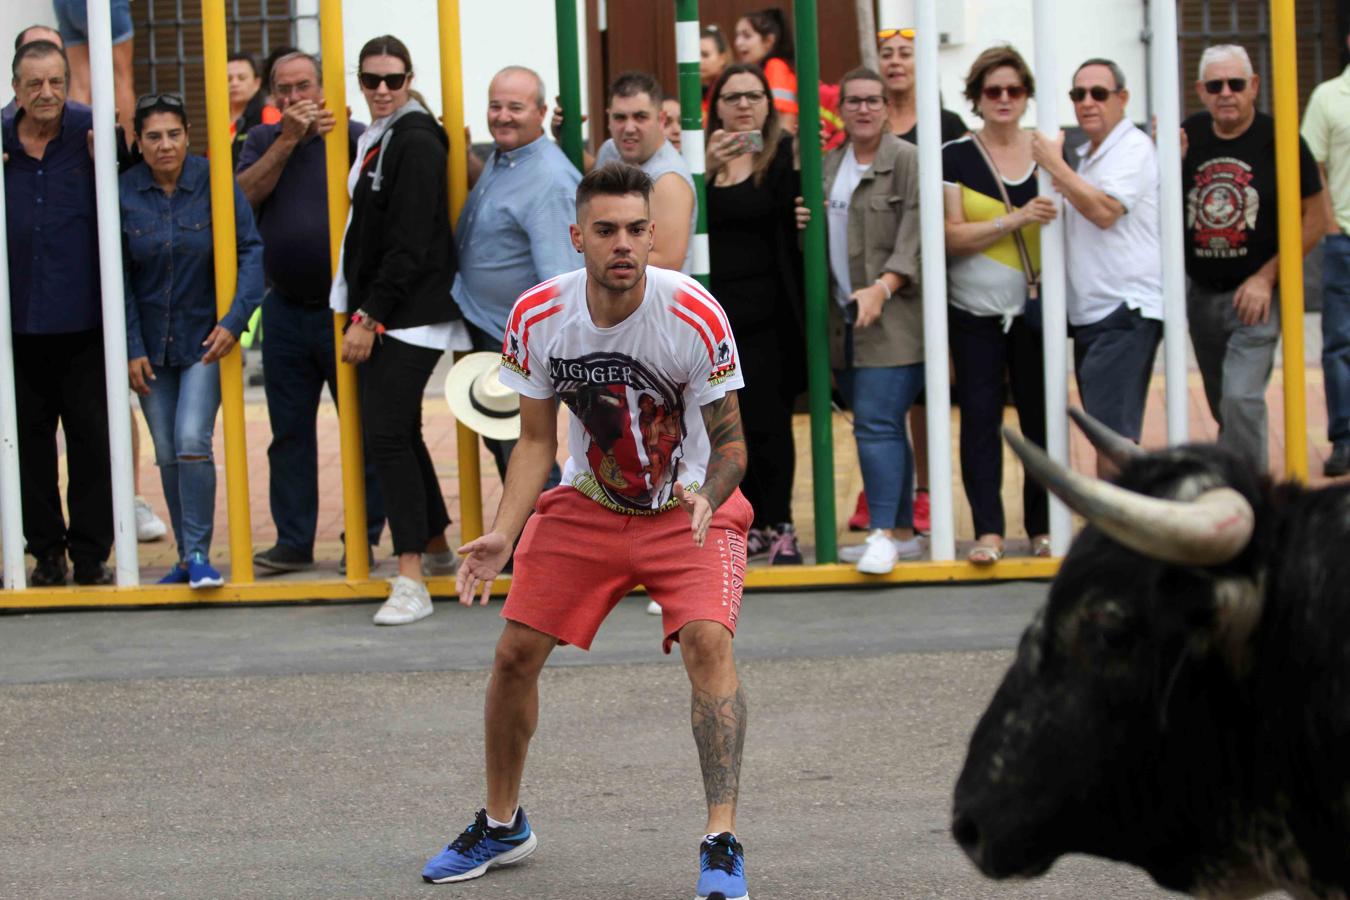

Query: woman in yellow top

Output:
[733, 8, 797, 133]
[941, 45, 1057, 565]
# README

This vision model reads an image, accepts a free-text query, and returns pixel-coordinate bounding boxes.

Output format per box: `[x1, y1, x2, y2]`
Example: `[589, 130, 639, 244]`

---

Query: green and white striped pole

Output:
[675, 0, 710, 287]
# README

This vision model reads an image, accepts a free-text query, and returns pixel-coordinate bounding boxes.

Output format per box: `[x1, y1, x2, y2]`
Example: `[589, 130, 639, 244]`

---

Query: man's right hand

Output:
[280, 100, 320, 143]
[456, 531, 513, 606]
[128, 357, 154, 396]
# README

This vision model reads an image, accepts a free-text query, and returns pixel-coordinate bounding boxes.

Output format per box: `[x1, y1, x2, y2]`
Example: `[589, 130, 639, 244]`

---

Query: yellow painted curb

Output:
[0, 558, 1057, 611]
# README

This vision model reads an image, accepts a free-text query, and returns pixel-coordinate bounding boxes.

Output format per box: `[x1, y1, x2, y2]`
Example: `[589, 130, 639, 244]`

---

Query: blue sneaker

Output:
[157, 564, 190, 585]
[422, 807, 537, 884]
[187, 554, 224, 589]
[697, 832, 748, 900]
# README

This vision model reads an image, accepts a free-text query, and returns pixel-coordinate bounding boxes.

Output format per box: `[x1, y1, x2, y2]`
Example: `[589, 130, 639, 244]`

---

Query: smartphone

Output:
[737, 129, 764, 154]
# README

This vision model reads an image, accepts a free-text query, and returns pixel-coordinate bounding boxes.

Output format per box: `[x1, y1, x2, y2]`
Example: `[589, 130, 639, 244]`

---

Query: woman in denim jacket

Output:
[121, 93, 264, 588]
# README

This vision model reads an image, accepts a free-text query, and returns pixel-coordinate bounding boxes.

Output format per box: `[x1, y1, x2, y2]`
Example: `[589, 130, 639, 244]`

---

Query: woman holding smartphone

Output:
[704, 63, 805, 565]
[335, 34, 461, 625]
[942, 45, 1055, 565]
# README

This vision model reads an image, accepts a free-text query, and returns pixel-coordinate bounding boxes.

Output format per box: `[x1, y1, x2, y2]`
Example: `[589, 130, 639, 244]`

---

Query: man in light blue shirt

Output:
[454, 65, 580, 477]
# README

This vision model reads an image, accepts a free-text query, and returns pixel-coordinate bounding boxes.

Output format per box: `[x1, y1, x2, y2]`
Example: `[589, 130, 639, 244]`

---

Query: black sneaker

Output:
[73, 560, 114, 585]
[29, 553, 68, 586]
[1326, 442, 1350, 478]
[253, 544, 315, 574]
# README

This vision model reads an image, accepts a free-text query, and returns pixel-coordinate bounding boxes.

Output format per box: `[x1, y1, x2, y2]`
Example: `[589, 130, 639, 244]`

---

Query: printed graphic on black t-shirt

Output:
[550, 351, 687, 512]
[1182, 112, 1320, 290]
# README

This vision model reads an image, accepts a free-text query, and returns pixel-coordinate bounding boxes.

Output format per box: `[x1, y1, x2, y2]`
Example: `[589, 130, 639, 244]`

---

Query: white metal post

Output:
[1150, 0, 1190, 444]
[1031, 0, 1072, 555]
[0, 150, 26, 589]
[88, 0, 141, 585]
[915, 0, 954, 561]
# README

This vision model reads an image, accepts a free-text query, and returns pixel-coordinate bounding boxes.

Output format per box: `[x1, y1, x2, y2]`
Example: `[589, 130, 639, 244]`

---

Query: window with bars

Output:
[131, 0, 318, 145]
[1177, 0, 1345, 119]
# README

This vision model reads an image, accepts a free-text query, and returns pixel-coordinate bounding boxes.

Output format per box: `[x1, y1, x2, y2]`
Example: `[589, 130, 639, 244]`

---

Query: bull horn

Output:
[1003, 428, 1254, 566]
[1068, 407, 1144, 469]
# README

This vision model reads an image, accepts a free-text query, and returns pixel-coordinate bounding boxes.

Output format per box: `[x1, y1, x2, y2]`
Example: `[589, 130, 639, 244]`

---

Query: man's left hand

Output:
[1233, 273, 1274, 326]
[201, 325, 237, 363]
[674, 481, 712, 547]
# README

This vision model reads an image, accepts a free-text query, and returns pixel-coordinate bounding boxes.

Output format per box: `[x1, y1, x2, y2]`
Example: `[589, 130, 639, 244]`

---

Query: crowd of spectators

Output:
[2, 4, 1341, 603]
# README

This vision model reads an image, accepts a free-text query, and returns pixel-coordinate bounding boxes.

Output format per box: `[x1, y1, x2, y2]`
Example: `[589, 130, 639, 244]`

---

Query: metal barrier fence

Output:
[0, 0, 1313, 609]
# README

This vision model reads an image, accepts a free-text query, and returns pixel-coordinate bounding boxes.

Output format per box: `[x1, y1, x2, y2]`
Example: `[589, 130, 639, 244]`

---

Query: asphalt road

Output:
[0, 584, 1188, 899]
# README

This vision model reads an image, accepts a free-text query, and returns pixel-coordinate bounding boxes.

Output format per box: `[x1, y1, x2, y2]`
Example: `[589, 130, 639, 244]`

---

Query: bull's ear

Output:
[1209, 575, 1264, 675]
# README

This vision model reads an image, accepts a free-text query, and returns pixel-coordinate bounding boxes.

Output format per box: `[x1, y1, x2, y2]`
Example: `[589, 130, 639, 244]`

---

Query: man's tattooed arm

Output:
[698, 391, 748, 511]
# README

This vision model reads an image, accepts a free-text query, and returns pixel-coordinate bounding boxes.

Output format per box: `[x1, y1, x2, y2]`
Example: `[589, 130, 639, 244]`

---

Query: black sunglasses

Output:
[1203, 77, 1247, 95]
[135, 92, 185, 111]
[982, 85, 1027, 101]
[359, 71, 408, 91]
[1068, 86, 1119, 103]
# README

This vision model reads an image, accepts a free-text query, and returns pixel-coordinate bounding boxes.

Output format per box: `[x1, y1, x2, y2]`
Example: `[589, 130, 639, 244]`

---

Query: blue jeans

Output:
[139, 358, 220, 562]
[836, 364, 925, 530]
[1323, 234, 1350, 445]
[261, 292, 385, 553]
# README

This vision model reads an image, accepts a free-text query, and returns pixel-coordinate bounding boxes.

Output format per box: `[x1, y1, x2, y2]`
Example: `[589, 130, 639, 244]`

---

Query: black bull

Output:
[952, 410, 1350, 898]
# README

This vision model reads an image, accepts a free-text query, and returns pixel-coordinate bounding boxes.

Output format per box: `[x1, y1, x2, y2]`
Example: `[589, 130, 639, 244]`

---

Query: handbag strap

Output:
[970, 132, 1040, 300]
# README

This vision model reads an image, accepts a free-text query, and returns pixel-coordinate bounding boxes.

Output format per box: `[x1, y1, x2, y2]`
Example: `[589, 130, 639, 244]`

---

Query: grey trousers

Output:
[1186, 281, 1280, 473]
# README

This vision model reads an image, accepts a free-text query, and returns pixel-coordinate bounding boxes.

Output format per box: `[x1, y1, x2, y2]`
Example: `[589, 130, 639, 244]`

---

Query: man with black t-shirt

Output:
[1182, 44, 1324, 472]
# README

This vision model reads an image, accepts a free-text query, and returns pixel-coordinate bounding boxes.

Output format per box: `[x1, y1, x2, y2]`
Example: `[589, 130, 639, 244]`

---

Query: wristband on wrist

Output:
[874, 278, 893, 300]
[350, 310, 385, 334]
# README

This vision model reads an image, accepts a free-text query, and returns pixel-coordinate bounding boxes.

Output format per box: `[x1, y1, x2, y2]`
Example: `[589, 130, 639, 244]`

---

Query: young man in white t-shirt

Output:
[421, 163, 752, 900]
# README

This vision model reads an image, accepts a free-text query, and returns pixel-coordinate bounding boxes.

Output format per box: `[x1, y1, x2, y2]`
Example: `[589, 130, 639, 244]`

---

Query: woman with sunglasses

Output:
[733, 8, 797, 133]
[121, 93, 264, 588]
[334, 34, 462, 626]
[942, 45, 1055, 565]
[704, 63, 805, 565]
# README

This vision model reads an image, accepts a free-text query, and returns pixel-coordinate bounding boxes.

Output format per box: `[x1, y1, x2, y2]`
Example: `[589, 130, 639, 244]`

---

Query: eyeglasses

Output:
[877, 28, 915, 40]
[359, 71, 408, 91]
[1203, 77, 1247, 95]
[841, 95, 886, 111]
[135, 92, 185, 111]
[719, 89, 767, 106]
[1068, 86, 1120, 103]
[982, 85, 1027, 101]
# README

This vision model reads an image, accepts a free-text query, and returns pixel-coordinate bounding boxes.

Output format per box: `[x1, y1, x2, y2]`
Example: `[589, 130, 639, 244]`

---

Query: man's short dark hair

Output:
[227, 51, 258, 77]
[576, 162, 654, 215]
[608, 71, 662, 106]
[1074, 57, 1126, 91]
[15, 24, 60, 52]
[11, 39, 68, 83]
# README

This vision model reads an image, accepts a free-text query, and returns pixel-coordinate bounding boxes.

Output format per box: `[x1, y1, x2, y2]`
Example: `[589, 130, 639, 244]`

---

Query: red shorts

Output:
[502, 486, 753, 653]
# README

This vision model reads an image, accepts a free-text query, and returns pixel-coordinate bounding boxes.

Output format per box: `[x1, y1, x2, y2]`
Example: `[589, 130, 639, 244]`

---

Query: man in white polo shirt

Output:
[1302, 30, 1350, 477]
[1033, 56, 1162, 474]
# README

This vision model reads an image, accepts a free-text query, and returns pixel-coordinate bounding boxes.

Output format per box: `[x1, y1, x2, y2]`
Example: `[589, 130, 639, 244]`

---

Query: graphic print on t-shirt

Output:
[1186, 155, 1260, 260]
[550, 351, 687, 512]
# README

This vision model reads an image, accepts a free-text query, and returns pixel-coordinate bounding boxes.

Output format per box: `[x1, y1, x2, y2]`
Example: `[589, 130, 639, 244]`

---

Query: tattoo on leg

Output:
[691, 685, 748, 808]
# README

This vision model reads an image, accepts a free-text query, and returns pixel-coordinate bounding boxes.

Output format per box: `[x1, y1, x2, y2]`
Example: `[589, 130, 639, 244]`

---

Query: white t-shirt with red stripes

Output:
[498, 266, 743, 515]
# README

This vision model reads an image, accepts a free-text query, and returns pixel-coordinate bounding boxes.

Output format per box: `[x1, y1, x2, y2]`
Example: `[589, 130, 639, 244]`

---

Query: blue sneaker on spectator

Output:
[187, 553, 224, 589]
[422, 807, 537, 884]
[157, 564, 190, 585]
[697, 832, 748, 900]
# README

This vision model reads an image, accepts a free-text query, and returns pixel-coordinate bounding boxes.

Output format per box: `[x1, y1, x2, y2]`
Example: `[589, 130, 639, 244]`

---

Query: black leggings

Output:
[362, 336, 451, 556]
[948, 306, 1048, 539]
[736, 323, 800, 527]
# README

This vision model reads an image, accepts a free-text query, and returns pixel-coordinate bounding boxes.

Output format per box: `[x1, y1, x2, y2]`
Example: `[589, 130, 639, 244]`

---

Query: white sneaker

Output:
[856, 529, 900, 575]
[646, 599, 662, 615]
[422, 549, 460, 577]
[373, 576, 434, 625]
[134, 496, 167, 542]
[842, 533, 925, 563]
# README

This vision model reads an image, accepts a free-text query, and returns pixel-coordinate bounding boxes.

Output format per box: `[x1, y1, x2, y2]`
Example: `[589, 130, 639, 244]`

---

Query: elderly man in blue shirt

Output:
[454, 65, 580, 479]
[3, 39, 114, 586]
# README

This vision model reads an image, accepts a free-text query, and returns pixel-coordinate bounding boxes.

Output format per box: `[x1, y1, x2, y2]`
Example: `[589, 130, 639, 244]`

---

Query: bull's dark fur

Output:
[952, 443, 1350, 897]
